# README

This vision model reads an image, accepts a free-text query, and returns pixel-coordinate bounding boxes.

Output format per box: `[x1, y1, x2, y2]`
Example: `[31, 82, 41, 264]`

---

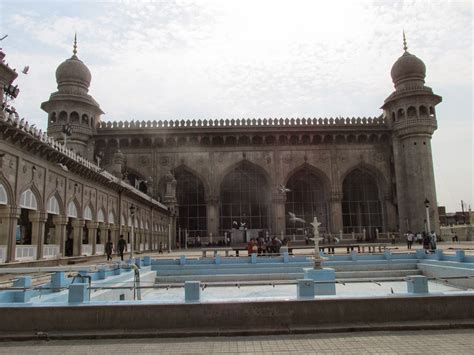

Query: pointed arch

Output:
[341, 165, 385, 238]
[19, 185, 42, 211]
[84, 204, 94, 221]
[283, 163, 331, 193]
[46, 190, 65, 216]
[0, 175, 14, 206]
[67, 198, 81, 218]
[172, 165, 208, 241]
[340, 162, 389, 197]
[219, 159, 271, 232]
[284, 163, 331, 235]
[97, 208, 105, 223]
[108, 210, 116, 224]
[217, 159, 272, 192]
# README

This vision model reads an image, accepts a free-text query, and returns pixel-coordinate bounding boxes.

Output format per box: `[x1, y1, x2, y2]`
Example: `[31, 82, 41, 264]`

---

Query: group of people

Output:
[405, 231, 437, 252]
[103, 235, 128, 261]
[247, 236, 289, 255]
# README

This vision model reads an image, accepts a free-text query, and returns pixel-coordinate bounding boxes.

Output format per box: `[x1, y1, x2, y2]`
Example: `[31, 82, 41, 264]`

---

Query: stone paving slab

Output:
[0, 329, 473, 354]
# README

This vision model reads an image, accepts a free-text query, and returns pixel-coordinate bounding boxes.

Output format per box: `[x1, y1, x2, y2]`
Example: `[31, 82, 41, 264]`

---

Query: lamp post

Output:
[62, 123, 72, 148]
[424, 198, 431, 234]
[129, 204, 136, 260]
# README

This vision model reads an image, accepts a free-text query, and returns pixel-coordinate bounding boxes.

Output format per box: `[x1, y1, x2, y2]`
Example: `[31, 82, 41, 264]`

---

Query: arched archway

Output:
[284, 166, 329, 236]
[174, 167, 207, 245]
[219, 161, 270, 238]
[342, 168, 383, 239]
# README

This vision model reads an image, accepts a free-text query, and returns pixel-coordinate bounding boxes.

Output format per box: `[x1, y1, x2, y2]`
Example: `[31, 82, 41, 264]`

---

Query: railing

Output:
[43, 245, 59, 259]
[0, 245, 6, 263]
[82, 244, 93, 256]
[96, 244, 104, 255]
[16, 245, 36, 261]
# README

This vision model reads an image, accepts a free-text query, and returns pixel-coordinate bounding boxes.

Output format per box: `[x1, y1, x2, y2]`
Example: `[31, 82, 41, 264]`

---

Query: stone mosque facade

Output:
[0, 36, 442, 260]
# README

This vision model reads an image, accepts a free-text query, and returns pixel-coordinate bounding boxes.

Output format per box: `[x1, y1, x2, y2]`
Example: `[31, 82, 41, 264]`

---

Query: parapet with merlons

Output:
[98, 116, 387, 130]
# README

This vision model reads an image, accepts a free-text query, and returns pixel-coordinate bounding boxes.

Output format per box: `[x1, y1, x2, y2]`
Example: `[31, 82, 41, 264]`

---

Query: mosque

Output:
[0, 34, 442, 262]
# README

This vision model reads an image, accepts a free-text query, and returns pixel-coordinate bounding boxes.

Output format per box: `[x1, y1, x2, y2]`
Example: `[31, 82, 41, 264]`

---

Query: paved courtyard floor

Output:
[1, 329, 473, 354]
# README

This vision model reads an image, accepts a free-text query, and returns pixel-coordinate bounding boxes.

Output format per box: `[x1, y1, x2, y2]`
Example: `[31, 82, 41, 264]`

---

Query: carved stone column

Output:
[110, 224, 120, 252]
[0, 206, 21, 262]
[98, 222, 108, 254]
[71, 219, 85, 256]
[205, 195, 219, 239]
[329, 192, 343, 234]
[86, 221, 99, 255]
[30, 211, 48, 260]
[272, 191, 286, 237]
[52, 215, 68, 256]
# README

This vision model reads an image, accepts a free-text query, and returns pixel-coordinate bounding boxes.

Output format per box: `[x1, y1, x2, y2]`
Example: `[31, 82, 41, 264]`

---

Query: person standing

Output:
[117, 234, 127, 261]
[430, 230, 437, 251]
[105, 238, 114, 261]
[406, 231, 414, 250]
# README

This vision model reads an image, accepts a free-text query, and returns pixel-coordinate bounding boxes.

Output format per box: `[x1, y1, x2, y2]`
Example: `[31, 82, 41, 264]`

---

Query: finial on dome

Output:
[73, 33, 77, 56]
[403, 30, 407, 52]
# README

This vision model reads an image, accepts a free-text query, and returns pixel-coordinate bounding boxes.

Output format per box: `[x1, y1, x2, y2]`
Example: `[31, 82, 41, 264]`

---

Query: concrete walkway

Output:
[0, 329, 473, 354]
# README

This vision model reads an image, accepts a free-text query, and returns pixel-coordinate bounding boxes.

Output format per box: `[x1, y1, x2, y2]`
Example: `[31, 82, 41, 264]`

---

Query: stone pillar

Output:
[272, 192, 286, 237]
[0, 206, 21, 262]
[71, 219, 85, 256]
[99, 222, 108, 254]
[52, 215, 68, 256]
[86, 221, 99, 255]
[110, 224, 120, 252]
[30, 211, 48, 260]
[329, 193, 343, 235]
[205, 195, 219, 239]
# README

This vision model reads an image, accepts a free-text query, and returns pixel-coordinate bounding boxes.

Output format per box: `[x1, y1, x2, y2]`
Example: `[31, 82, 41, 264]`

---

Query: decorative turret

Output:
[382, 32, 442, 234]
[41, 35, 103, 160]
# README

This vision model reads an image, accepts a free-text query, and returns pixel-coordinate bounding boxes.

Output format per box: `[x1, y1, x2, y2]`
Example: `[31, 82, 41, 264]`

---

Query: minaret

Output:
[382, 32, 442, 234]
[41, 35, 103, 160]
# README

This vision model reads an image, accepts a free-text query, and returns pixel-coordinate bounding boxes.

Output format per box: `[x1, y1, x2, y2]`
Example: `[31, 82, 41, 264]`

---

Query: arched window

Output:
[397, 108, 405, 120]
[47, 196, 60, 215]
[0, 183, 8, 205]
[67, 201, 78, 218]
[429, 106, 435, 118]
[407, 106, 417, 118]
[49, 112, 57, 124]
[220, 162, 269, 232]
[108, 211, 115, 224]
[84, 205, 93, 221]
[342, 169, 383, 239]
[419, 106, 428, 116]
[58, 111, 67, 122]
[175, 169, 207, 240]
[20, 189, 38, 210]
[285, 168, 328, 236]
[70, 112, 80, 123]
[97, 209, 105, 223]
[81, 114, 89, 126]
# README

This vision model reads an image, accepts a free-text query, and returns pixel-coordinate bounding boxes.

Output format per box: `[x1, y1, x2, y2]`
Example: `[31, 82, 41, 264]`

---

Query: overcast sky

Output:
[1, 0, 472, 212]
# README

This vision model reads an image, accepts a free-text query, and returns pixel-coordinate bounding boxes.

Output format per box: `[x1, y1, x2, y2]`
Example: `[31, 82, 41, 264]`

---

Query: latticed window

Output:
[0, 183, 8, 205]
[220, 163, 269, 232]
[67, 201, 78, 218]
[47, 196, 60, 215]
[285, 168, 328, 236]
[20, 189, 37, 210]
[342, 169, 383, 238]
[176, 169, 207, 239]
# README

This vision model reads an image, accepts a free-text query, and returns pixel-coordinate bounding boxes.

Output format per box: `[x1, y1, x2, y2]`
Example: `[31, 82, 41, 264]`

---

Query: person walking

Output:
[117, 234, 127, 261]
[105, 238, 114, 261]
[430, 230, 437, 251]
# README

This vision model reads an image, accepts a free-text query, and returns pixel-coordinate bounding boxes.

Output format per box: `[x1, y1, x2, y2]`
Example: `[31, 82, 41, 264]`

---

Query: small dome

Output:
[55, 55, 91, 89]
[390, 51, 426, 85]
